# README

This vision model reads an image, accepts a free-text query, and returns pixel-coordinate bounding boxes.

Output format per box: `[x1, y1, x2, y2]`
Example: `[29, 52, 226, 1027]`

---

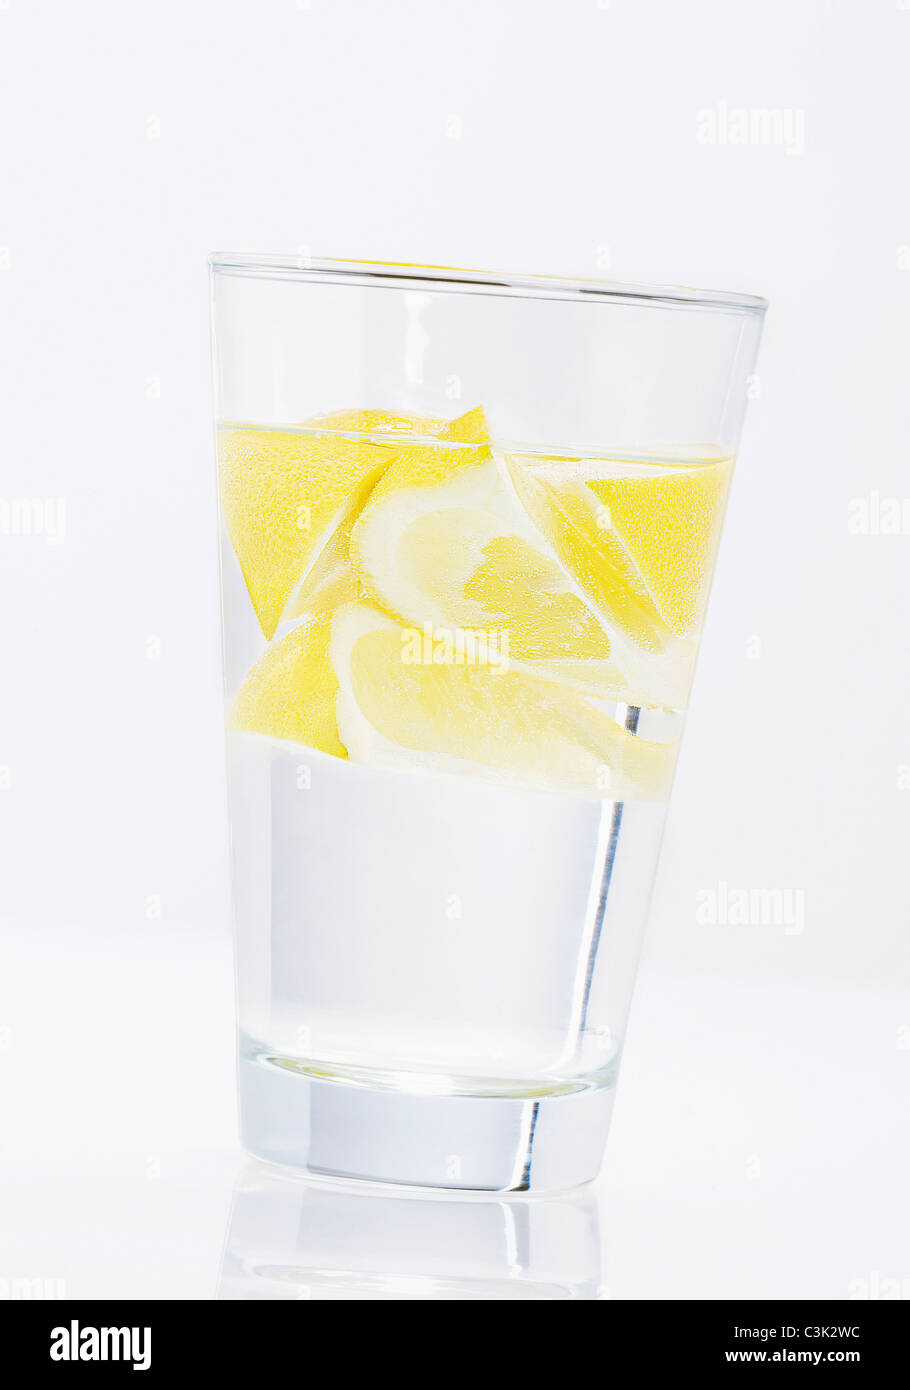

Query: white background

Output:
[0, 0, 907, 1300]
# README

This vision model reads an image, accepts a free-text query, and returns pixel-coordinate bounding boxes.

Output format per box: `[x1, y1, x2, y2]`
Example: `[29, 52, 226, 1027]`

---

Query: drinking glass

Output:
[210, 256, 765, 1191]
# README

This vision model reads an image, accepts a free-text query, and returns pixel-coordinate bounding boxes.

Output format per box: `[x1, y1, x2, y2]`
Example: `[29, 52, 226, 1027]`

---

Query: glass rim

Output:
[208, 253, 768, 315]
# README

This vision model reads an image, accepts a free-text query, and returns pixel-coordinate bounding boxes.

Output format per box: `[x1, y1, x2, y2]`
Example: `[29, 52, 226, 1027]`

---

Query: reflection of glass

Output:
[212, 257, 766, 1190]
[217, 1161, 601, 1301]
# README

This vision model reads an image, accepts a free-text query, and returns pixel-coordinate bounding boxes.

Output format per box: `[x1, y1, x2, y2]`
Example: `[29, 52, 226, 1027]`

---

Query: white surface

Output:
[0, 0, 908, 1298]
[0, 924, 906, 1299]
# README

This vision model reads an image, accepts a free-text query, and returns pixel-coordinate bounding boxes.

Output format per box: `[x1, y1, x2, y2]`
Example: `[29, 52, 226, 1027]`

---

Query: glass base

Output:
[239, 1048, 615, 1193]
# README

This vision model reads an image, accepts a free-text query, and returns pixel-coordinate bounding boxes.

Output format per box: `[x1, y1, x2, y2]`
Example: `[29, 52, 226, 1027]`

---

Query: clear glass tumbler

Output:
[210, 256, 766, 1191]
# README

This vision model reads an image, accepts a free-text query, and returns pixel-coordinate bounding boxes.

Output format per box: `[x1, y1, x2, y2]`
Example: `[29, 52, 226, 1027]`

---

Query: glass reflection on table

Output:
[218, 1159, 602, 1300]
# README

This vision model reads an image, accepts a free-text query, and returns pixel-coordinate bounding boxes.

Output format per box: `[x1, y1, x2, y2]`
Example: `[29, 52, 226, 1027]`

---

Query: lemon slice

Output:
[351, 409, 640, 702]
[228, 611, 346, 758]
[505, 460, 672, 654]
[586, 459, 731, 636]
[331, 603, 676, 799]
[218, 426, 397, 639]
[512, 456, 732, 641]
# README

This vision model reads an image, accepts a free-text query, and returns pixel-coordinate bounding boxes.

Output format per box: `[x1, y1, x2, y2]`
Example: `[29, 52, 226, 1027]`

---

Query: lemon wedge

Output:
[331, 602, 676, 799]
[218, 426, 396, 639]
[586, 460, 731, 636]
[219, 407, 443, 638]
[510, 456, 732, 641]
[228, 611, 346, 758]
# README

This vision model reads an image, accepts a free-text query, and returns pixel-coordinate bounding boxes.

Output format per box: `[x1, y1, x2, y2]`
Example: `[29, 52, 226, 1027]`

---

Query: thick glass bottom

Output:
[239, 1044, 616, 1192]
